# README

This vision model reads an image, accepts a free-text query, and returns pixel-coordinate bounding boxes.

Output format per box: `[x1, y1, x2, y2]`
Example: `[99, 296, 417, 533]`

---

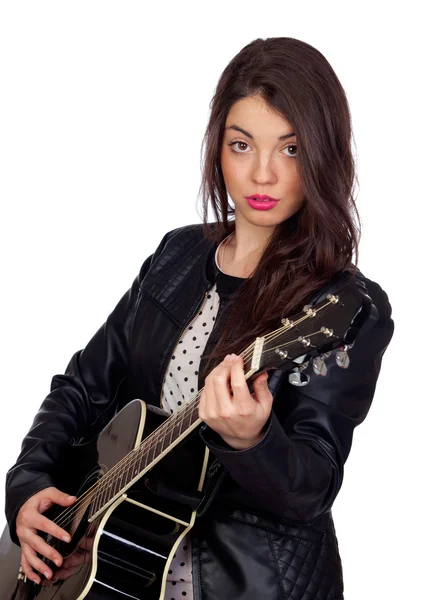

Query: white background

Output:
[0, 2, 426, 598]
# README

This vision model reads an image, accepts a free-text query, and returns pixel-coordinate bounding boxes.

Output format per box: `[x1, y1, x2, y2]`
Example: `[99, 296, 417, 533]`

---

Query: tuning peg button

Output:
[335, 347, 350, 368]
[313, 356, 328, 376]
[288, 370, 310, 386]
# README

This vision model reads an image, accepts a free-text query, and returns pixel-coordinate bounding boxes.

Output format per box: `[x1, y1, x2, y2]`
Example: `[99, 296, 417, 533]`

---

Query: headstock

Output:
[249, 276, 372, 386]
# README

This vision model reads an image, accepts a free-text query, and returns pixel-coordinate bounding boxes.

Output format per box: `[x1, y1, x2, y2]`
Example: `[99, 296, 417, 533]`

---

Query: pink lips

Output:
[245, 194, 279, 211]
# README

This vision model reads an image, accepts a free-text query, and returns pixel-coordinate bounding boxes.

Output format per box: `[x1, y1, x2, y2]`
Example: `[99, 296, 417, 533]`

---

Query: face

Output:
[220, 95, 305, 233]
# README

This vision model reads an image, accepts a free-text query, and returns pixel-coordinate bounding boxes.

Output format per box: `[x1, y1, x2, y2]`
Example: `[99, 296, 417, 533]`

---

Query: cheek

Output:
[220, 148, 244, 188]
[220, 150, 232, 184]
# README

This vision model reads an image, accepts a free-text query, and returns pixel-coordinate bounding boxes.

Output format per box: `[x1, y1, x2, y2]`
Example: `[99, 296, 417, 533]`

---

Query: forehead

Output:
[225, 96, 294, 136]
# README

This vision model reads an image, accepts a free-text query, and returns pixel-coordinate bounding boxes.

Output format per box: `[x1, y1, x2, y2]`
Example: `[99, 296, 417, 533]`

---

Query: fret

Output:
[123, 456, 135, 490]
[189, 401, 200, 425]
[90, 489, 100, 518]
[134, 448, 147, 479]
[113, 461, 127, 497]
[145, 436, 157, 467]
[130, 450, 143, 481]
[93, 482, 105, 516]
[111, 467, 122, 498]
[98, 474, 113, 510]
[177, 410, 185, 437]
[156, 432, 167, 456]
[94, 474, 109, 515]
[164, 414, 178, 447]
[180, 405, 195, 432]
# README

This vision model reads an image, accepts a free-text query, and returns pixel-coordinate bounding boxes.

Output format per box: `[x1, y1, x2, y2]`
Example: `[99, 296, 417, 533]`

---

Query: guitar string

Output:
[55, 327, 337, 533]
[63, 318, 331, 529]
[51, 314, 308, 529]
[53, 305, 336, 531]
[52, 304, 336, 530]
[53, 353, 253, 530]
[53, 301, 336, 529]
[51, 311, 316, 530]
[52, 328, 288, 530]
[52, 344, 261, 530]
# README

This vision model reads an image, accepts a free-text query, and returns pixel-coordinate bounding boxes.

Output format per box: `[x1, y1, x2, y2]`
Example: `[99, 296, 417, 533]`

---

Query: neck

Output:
[224, 221, 274, 275]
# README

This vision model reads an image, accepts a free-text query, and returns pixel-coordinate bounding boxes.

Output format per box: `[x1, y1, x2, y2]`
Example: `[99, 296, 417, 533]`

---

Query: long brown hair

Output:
[197, 37, 361, 380]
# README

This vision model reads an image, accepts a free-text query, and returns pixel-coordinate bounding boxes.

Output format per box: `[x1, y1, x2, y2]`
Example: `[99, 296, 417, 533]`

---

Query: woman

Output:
[4, 37, 394, 599]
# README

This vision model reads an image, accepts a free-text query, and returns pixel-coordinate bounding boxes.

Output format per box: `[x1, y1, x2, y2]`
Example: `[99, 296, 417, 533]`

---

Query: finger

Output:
[26, 530, 64, 567]
[251, 371, 273, 411]
[209, 369, 233, 419]
[201, 355, 235, 422]
[21, 542, 53, 581]
[33, 512, 71, 543]
[212, 355, 238, 417]
[38, 488, 76, 513]
[201, 376, 217, 421]
[229, 355, 255, 414]
[20, 550, 41, 585]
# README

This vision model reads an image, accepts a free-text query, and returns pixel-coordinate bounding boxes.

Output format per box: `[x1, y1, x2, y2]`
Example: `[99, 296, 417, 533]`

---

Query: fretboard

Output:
[89, 394, 202, 518]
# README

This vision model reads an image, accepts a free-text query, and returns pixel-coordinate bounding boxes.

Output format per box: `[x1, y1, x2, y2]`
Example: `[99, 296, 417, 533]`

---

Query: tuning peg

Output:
[335, 345, 351, 368]
[288, 356, 311, 386]
[312, 355, 328, 376]
[288, 367, 310, 386]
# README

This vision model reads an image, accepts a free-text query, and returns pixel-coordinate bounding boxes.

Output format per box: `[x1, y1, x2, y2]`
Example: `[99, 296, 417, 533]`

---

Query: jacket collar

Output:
[141, 224, 220, 328]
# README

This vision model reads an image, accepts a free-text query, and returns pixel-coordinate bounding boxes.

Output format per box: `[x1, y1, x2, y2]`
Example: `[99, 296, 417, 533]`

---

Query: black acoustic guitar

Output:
[0, 276, 372, 599]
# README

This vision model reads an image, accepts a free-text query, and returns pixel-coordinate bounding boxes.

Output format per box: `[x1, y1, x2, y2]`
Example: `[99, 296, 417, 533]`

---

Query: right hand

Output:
[15, 486, 77, 585]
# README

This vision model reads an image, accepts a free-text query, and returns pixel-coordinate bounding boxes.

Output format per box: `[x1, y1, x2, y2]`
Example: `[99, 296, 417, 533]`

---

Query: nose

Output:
[250, 155, 278, 185]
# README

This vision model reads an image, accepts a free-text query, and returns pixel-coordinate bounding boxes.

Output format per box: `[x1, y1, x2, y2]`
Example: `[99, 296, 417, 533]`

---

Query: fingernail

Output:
[224, 354, 233, 361]
[55, 558, 62, 566]
[44, 571, 50, 579]
[62, 534, 70, 542]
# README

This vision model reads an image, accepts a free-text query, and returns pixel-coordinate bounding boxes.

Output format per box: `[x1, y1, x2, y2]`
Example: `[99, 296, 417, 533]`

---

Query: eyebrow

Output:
[225, 124, 296, 141]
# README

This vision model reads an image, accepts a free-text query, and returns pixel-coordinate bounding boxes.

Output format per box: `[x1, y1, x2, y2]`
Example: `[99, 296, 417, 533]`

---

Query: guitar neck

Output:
[88, 386, 209, 520]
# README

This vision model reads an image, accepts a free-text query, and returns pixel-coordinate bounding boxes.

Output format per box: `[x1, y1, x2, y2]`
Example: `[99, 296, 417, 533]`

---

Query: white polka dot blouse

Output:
[160, 236, 246, 599]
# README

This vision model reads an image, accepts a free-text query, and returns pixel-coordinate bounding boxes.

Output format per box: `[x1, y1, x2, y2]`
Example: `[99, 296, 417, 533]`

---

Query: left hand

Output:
[199, 353, 274, 450]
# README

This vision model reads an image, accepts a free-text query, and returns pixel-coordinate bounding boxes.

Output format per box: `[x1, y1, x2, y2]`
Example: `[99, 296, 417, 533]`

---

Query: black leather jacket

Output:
[5, 223, 394, 600]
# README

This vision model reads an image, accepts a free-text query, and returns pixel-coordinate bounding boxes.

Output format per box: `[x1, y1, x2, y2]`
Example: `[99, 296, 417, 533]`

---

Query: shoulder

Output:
[351, 267, 394, 352]
[354, 267, 393, 323]
[154, 222, 216, 251]
[312, 265, 394, 353]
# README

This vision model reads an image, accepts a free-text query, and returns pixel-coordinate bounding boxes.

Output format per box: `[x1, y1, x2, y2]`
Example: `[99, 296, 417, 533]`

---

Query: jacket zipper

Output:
[158, 289, 210, 408]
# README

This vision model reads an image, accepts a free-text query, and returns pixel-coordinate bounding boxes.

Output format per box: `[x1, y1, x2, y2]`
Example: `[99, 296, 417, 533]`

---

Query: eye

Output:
[228, 141, 298, 158]
[229, 141, 250, 154]
[284, 144, 298, 157]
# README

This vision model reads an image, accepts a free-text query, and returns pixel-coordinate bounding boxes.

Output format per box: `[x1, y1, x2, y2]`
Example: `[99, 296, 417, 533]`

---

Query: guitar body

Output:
[0, 399, 209, 599]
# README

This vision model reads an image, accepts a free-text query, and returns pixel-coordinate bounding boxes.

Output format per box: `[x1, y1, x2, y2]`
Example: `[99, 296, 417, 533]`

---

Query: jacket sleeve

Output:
[4, 228, 176, 544]
[199, 276, 394, 523]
